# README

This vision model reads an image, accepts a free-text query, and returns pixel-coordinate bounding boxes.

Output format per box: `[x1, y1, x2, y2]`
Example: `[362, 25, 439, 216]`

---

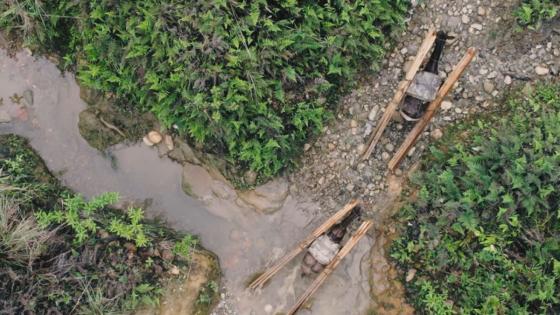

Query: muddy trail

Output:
[0, 49, 374, 314]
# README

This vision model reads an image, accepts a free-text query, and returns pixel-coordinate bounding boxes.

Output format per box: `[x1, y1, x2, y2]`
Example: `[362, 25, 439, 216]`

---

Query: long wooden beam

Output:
[388, 47, 477, 171]
[286, 220, 374, 315]
[249, 199, 360, 290]
[360, 28, 437, 161]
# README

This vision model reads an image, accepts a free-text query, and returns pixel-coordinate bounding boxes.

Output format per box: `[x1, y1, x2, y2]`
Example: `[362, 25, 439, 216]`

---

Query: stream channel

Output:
[0, 49, 374, 314]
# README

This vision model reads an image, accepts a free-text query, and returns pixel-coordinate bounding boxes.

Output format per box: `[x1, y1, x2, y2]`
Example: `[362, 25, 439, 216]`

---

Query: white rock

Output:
[441, 100, 453, 111]
[385, 143, 395, 152]
[535, 65, 549, 76]
[462, 15, 470, 24]
[368, 105, 379, 121]
[164, 135, 174, 150]
[0, 110, 11, 123]
[350, 120, 358, 128]
[143, 136, 155, 146]
[406, 269, 417, 282]
[431, 129, 443, 140]
[483, 80, 495, 94]
[504, 75, 512, 85]
[304, 143, 311, 151]
[478, 7, 486, 16]
[148, 131, 163, 144]
[264, 304, 273, 313]
[471, 23, 483, 31]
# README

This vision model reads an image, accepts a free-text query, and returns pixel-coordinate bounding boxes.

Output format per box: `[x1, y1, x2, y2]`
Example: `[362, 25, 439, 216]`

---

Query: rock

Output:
[143, 136, 155, 146]
[368, 105, 379, 121]
[350, 120, 358, 128]
[478, 7, 486, 15]
[504, 75, 512, 85]
[148, 131, 163, 144]
[22, 89, 33, 106]
[483, 80, 495, 94]
[238, 177, 289, 214]
[402, 60, 413, 73]
[0, 110, 11, 123]
[346, 183, 355, 191]
[164, 135, 174, 150]
[431, 129, 443, 140]
[161, 249, 175, 262]
[471, 23, 483, 31]
[385, 143, 395, 152]
[441, 100, 453, 111]
[244, 170, 257, 186]
[168, 139, 202, 165]
[381, 152, 390, 161]
[169, 265, 180, 275]
[461, 15, 470, 24]
[264, 304, 273, 313]
[535, 65, 549, 76]
[406, 268, 417, 282]
[304, 143, 311, 151]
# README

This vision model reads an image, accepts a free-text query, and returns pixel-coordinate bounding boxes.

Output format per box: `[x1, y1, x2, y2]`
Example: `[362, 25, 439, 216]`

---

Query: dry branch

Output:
[248, 199, 360, 290]
[360, 27, 437, 161]
[286, 220, 374, 315]
[388, 47, 477, 171]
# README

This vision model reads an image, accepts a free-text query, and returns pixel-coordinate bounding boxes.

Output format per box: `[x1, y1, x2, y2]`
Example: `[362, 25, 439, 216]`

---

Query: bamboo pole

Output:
[360, 28, 437, 161]
[249, 200, 360, 290]
[388, 47, 477, 171]
[286, 220, 374, 315]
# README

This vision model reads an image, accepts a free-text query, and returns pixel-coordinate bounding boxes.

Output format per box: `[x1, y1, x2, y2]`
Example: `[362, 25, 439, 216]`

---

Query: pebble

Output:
[381, 152, 390, 161]
[169, 265, 180, 275]
[148, 131, 163, 144]
[431, 129, 443, 140]
[462, 15, 470, 24]
[478, 7, 486, 16]
[535, 65, 549, 76]
[406, 269, 417, 282]
[471, 23, 483, 31]
[483, 80, 495, 94]
[441, 100, 453, 111]
[385, 143, 395, 152]
[304, 143, 311, 151]
[504, 75, 512, 85]
[264, 304, 273, 313]
[0, 110, 11, 123]
[164, 135, 174, 150]
[350, 120, 358, 128]
[368, 105, 379, 121]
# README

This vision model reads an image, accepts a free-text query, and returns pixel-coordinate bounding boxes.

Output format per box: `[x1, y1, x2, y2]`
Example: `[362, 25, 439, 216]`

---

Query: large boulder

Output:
[238, 177, 289, 214]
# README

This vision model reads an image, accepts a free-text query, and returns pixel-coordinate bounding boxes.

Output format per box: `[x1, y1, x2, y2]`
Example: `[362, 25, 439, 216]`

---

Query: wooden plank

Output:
[286, 220, 374, 315]
[388, 47, 477, 171]
[248, 199, 360, 290]
[360, 28, 437, 161]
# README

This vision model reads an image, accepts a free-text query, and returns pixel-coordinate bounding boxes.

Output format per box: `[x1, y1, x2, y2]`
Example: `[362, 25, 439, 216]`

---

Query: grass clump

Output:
[391, 84, 560, 314]
[515, 0, 559, 29]
[0, 135, 208, 314]
[1, 0, 408, 183]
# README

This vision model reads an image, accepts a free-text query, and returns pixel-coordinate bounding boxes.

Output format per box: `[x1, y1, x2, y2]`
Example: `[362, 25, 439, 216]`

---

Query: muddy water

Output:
[0, 50, 373, 315]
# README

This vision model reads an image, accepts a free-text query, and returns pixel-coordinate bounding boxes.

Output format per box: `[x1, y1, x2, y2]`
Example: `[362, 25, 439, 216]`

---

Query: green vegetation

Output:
[1, 0, 408, 182]
[0, 135, 205, 313]
[515, 0, 559, 29]
[391, 84, 560, 314]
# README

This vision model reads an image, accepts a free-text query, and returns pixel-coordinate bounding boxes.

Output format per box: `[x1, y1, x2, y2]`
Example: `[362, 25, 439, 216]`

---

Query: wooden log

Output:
[286, 220, 374, 315]
[388, 47, 477, 171]
[360, 28, 437, 161]
[248, 199, 360, 290]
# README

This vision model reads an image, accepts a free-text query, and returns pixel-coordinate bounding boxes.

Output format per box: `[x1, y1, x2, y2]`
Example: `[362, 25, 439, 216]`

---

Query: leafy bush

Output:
[515, 0, 559, 29]
[1, 0, 408, 181]
[0, 135, 201, 313]
[391, 84, 560, 314]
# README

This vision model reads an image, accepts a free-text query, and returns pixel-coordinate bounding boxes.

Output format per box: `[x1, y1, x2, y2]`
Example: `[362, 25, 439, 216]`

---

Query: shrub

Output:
[515, 0, 559, 29]
[391, 84, 560, 314]
[1, 0, 408, 181]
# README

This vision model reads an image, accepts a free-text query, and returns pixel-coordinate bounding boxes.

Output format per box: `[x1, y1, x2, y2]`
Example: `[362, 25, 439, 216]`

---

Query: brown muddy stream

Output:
[0, 50, 373, 314]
